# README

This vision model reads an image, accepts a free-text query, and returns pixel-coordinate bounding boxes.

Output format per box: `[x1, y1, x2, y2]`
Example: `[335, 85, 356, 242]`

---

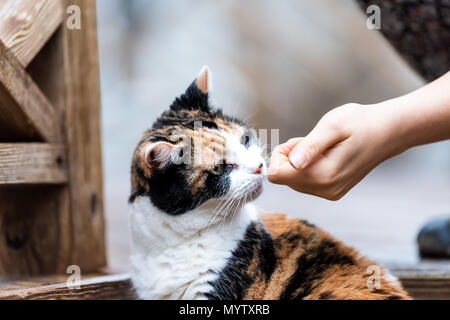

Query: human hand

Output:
[268, 103, 399, 200]
[268, 72, 450, 200]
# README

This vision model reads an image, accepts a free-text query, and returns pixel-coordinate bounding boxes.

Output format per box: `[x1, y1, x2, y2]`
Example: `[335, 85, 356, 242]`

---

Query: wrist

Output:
[368, 100, 412, 159]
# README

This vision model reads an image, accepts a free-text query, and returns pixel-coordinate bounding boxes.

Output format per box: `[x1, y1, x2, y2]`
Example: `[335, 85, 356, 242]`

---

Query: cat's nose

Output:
[253, 163, 263, 175]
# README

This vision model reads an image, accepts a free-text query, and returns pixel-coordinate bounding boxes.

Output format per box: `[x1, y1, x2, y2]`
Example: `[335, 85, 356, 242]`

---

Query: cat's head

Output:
[130, 66, 266, 216]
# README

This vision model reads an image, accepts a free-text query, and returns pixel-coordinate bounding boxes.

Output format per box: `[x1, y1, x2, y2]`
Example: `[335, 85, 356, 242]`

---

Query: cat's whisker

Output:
[231, 196, 243, 226]
[216, 198, 235, 230]
[208, 181, 253, 230]
[207, 196, 230, 231]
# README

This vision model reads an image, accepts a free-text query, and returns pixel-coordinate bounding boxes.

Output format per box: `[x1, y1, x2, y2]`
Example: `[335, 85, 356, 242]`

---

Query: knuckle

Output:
[286, 138, 297, 144]
[272, 145, 282, 154]
[325, 116, 342, 133]
[340, 103, 361, 112]
[321, 111, 343, 133]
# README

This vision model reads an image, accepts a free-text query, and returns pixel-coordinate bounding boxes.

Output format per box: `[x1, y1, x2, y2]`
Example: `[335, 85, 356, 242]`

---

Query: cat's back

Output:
[241, 213, 410, 300]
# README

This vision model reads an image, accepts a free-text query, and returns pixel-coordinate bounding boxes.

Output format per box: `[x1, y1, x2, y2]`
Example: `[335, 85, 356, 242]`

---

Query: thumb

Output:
[289, 122, 345, 170]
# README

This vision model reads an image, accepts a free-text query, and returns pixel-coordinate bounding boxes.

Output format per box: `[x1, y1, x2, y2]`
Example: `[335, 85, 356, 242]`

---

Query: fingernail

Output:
[289, 151, 306, 169]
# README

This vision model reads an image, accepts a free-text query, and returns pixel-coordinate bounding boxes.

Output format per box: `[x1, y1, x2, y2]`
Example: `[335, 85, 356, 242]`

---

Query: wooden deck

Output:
[1, 261, 449, 300]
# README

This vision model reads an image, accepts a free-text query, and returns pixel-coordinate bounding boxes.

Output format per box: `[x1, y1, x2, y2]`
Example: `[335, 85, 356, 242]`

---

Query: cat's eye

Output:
[226, 164, 235, 170]
[244, 136, 250, 147]
[208, 163, 237, 175]
[241, 132, 254, 148]
[209, 166, 220, 175]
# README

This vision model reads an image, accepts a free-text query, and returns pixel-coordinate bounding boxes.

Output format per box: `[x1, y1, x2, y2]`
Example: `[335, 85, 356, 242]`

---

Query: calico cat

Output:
[129, 67, 410, 300]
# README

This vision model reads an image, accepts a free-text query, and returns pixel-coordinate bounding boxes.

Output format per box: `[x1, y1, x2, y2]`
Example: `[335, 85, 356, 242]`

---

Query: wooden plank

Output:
[62, 0, 106, 272]
[0, 0, 63, 67]
[389, 261, 450, 277]
[390, 261, 450, 300]
[399, 276, 450, 300]
[0, 274, 134, 300]
[0, 272, 449, 300]
[0, 40, 62, 142]
[0, 185, 71, 275]
[0, 143, 67, 184]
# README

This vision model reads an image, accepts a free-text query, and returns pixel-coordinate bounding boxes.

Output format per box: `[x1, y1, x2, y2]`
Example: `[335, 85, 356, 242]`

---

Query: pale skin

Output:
[268, 71, 450, 201]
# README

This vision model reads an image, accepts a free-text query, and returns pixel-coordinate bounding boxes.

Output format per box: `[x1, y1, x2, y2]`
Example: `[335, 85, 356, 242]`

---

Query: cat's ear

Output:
[142, 141, 179, 170]
[170, 66, 212, 112]
[195, 65, 211, 94]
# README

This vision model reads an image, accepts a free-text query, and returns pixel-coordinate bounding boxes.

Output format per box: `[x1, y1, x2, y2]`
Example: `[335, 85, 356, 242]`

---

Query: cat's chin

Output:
[248, 180, 263, 200]
[237, 180, 263, 203]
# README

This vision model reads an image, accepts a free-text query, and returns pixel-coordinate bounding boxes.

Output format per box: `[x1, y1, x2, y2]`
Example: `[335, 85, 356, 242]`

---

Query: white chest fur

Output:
[129, 197, 258, 300]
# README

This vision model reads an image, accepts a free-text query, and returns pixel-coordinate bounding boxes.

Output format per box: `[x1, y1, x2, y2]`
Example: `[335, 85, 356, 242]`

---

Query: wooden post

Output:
[0, 0, 106, 276]
[62, 0, 106, 272]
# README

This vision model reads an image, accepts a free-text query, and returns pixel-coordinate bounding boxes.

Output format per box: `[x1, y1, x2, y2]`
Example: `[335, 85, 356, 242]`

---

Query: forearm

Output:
[377, 71, 450, 156]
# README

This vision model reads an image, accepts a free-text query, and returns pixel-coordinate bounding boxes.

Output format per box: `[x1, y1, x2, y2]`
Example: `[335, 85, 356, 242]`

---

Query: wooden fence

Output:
[0, 0, 105, 276]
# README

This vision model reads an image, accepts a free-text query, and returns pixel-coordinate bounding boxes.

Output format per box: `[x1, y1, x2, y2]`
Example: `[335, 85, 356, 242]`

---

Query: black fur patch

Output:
[317, 291, 334, 300]
[148, 164, 231, 216]
[170, 81, 210, 112]
[280, 238, 354, 300]
[128, 188, 146, 203]
[206, 222, 277, 300]
[300, 219, 316, 229]
[258, 227, 277, 280]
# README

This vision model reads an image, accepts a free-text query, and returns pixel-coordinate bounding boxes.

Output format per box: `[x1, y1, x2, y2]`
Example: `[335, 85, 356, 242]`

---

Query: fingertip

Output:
[267, 170, 278, 184]
[267, 173, 277, 184]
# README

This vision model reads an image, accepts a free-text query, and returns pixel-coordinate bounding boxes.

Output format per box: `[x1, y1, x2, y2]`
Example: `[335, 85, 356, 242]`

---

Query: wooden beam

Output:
[62, 0, 106, 272]
[0, 40, 62, 142]
[0, 0, 64, 67]
[0, 143, 68, 184]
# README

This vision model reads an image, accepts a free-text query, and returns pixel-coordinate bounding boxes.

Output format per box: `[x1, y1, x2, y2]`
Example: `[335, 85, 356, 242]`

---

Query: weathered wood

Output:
[0, 26, 72, 276]
[0, 40, 61, 142]
[27, 26, 66, 139]
[0, 274, 134, 300]
[0, 0, 105, 277]
[0, 185, 71, 275]
[0, 272, 449, 300]
[0, 0, 63, 67]
[0, 143, 68, 184]
[62, 0, 106, 272]
[390, 261, 450, 300]
[389, 261, 450, 277]
[399, 276, 450, 300]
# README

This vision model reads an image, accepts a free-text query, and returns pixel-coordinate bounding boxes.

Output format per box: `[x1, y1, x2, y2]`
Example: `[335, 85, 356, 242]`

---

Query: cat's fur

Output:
[129, 67, 410, 300]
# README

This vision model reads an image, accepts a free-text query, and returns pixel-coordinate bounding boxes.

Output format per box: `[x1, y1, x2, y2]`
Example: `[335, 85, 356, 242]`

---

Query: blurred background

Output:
[96, 0, 450, 272]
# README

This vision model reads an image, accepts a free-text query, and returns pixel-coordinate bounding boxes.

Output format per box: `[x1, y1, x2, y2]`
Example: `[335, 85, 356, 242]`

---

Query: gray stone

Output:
[418, 217, 450, 258]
